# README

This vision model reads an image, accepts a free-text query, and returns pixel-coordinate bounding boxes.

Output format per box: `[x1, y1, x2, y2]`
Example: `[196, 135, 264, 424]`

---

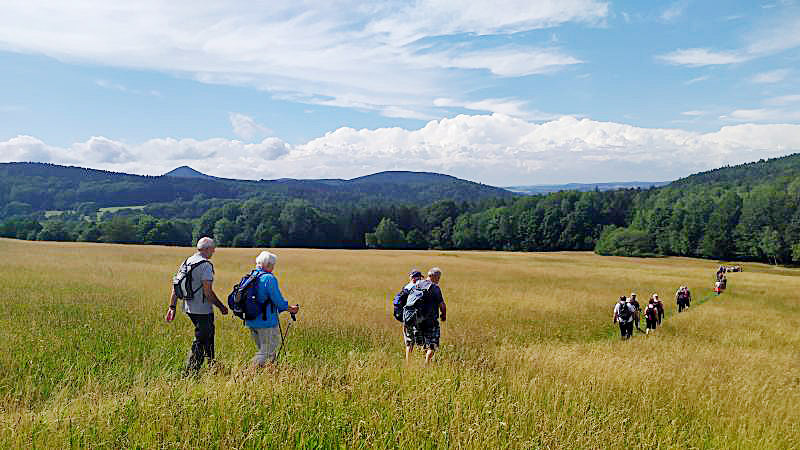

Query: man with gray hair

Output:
[166, 237, 228, 374]
[243, 251, 299, 367]
[404, 267, 446, 364]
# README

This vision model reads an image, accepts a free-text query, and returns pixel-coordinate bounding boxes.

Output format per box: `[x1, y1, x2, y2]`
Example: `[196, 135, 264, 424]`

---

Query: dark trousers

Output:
[186, 313, 215, 372]
[618, 321, 633, 339]
[678, 300, 686, 312]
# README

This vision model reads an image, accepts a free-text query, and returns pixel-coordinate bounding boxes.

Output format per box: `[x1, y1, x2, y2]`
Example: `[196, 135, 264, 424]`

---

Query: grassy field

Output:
[0, 238, 798, 448]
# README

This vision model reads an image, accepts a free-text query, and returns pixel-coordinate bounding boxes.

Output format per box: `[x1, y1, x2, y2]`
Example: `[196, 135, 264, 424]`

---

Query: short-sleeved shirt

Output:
[425, 283, 445, 322]
[181, 253, 214, 315]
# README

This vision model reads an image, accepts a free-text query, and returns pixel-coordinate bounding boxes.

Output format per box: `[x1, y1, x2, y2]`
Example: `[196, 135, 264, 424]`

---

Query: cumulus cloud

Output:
[229, 113, 271, 141]
[3, 114, 800, 185]
[0, 0, 606, 120]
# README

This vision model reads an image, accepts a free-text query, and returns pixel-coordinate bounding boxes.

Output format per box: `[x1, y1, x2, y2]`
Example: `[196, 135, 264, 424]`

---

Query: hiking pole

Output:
[275, 304, 298, 366]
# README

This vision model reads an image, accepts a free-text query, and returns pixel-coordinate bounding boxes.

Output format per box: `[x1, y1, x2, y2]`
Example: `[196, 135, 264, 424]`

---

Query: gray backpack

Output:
[402, 280, 434, 329]
[172, 259, 210, 301]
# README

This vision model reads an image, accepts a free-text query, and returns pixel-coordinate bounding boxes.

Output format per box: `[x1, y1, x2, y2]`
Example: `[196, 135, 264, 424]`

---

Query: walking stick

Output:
[275, 305, 298, 366]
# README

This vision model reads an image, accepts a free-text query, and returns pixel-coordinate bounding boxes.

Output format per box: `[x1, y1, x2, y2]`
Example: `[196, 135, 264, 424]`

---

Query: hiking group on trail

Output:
[613, 291, 672, 339]
[613, 265, 736, 340]
[166, 237, 446, 373]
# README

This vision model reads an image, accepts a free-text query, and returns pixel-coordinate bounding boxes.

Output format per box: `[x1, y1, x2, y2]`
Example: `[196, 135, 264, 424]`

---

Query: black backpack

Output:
[617, 301, 632, 322]
[227, 270, 271, 322]
[172, 258, 210, 301]
[402, 280, 434, 329]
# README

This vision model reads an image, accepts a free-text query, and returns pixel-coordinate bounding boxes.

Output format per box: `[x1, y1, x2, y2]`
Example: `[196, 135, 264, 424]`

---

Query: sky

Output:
[1, 0, 800, 186]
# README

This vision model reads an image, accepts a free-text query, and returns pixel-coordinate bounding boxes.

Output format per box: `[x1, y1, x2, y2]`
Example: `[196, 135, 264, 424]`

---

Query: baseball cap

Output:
[409, 269, 423, 278]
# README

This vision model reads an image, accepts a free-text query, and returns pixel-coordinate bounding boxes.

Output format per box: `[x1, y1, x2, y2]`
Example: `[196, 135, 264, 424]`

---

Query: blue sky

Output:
[1, 0, 800, 185]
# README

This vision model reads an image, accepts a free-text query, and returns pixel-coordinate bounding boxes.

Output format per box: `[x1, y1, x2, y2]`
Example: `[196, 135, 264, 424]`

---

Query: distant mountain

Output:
[0, 162, 515, 216]
[507, 181, 669, 194]
[164, 166, 216, 179]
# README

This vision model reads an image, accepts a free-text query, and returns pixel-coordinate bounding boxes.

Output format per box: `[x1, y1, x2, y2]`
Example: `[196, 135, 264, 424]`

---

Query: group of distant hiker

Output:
[715, 266, 730, 295]
[613, 264, 739, 340]
[392, 268, 447, 363]
[613, 288, 691, 339]
[165, 237, 447, 374]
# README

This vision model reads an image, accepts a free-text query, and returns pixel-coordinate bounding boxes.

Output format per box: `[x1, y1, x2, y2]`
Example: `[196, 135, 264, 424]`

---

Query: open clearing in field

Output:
[0, 238, 798, 448]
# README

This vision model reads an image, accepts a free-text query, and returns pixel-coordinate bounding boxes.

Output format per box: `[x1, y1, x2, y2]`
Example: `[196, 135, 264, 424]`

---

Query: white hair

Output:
[256, 251, 277, 269]
[196, 237, 215, 250]
[428, 267, 442, 277]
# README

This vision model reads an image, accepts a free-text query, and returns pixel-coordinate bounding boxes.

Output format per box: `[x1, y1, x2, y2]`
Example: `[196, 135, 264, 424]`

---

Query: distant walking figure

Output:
[613, 296, 635, 340]
[652, 294, 664, 325]
[644, 299, 659, 334]
[628, 292, 641, 332]
[676, 286, 691, 312]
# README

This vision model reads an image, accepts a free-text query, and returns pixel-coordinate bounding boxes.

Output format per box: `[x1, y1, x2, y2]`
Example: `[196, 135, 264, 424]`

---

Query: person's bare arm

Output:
[202, 280, 228, 314]
[165, 287, 178, 322]
[439, 300, 446, 322]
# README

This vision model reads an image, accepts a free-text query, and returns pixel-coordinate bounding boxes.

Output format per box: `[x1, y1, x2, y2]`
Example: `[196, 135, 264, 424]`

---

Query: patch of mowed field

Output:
[0, 238, 798, 448]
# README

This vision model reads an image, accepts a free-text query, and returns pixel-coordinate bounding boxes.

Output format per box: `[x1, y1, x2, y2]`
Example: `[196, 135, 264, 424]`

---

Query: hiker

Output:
[644, 298, 659, 334]
[243, 251, 299, 367]
[652, 293, 664, 324]
[628, 292, 641, 332]
[676, 286, 691, 313]
[714, 280, 722, 295]
[393, 269, 424, 361]
[165, 237, 228, 373]
[403, 267, 446, 363]
[613, 296, 635, 340]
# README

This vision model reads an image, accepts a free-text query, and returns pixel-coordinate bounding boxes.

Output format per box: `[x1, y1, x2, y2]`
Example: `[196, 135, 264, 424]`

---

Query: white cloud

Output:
[657, 48, 747, 66]
[750, 69, 790, 83]
[3, 114, 800, 185]
[229, 113, 271, 141]
[721, 108, 800, 122]
[0, 0, 607, 120]
[684, 75, 711, 85]
[433, 98, 558, 120]
[661, 1, 688, 22]
[95, 79, 161, 96]
[765, 94, 800, 105]
[657, 16, 800, 67]
[681, 110, 707, 116]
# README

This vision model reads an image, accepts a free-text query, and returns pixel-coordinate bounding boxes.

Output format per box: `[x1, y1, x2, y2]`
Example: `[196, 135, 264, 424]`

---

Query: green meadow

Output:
[0, 238, 798, 448]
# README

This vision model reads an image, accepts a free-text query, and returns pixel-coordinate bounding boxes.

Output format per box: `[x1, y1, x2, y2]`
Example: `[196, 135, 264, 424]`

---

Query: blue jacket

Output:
[244, 269, 289, 328]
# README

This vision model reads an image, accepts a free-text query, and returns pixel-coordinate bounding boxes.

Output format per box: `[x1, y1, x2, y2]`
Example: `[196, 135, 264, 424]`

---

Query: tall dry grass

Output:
[0, 238, 798, 448]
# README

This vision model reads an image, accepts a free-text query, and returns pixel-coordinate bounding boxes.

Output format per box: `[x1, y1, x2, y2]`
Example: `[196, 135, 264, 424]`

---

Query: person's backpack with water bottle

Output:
[402, 280, 435, 329]
[227, 270, 271, 321]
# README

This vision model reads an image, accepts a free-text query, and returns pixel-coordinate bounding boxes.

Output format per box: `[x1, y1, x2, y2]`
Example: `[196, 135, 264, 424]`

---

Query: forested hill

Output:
[669, 153, 800, 188]
[0, 162, 514, 213]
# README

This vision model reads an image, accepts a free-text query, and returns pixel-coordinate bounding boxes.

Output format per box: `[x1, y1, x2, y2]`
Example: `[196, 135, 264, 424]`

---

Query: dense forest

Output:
[4, 154, 800, 264]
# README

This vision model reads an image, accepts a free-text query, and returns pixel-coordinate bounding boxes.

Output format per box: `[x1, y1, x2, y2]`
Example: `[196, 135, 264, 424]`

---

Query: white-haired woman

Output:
[245, 251, 299, 367]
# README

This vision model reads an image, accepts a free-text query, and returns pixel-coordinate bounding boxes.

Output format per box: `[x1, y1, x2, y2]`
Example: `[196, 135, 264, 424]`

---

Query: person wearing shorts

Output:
[405, 267, 446, 364]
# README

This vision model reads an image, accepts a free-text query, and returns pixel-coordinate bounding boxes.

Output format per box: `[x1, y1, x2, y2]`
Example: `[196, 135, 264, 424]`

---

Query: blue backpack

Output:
[392, 283, 415, 322]
[227, 270, 271, 321]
